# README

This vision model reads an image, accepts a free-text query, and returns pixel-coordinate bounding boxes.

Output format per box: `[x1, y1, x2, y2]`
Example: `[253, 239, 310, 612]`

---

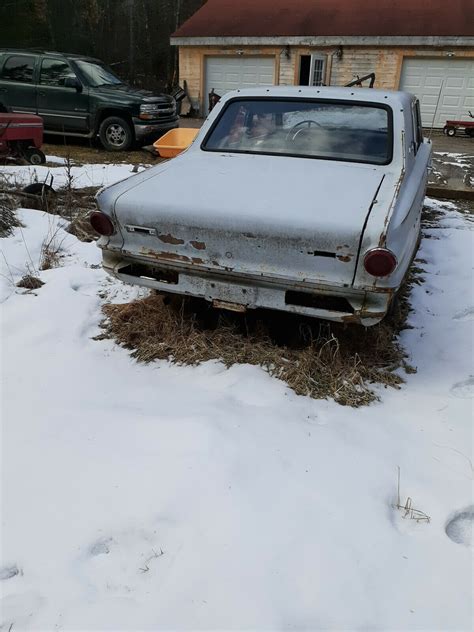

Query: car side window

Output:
[414, 100, 423, 147]
[410, 100, 422, 155]
[0, 55, 35, 83]
[40, 59, 75, 86]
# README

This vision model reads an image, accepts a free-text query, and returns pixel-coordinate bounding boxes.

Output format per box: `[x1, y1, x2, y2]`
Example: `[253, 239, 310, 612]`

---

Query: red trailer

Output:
[443, 111, 474, 137]
[0, 113, 46, 164]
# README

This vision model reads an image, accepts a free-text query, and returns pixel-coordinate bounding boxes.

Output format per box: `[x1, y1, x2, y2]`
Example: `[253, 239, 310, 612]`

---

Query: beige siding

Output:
[330, 49, 391, 87]
[279, 53, 294, 86]
[178, 45, 474, 114]
[179, 47, 202, 109]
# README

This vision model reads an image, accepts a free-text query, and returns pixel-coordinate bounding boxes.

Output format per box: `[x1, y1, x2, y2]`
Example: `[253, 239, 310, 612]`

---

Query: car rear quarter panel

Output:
[353, 104, 431, 291]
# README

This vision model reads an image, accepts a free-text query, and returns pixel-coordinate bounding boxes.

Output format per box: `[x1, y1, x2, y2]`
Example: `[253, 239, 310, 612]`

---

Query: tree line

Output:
[0, 0, 205, 91]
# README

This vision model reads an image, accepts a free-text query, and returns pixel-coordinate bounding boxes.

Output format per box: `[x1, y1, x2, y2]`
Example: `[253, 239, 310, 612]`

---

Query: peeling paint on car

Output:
[190, 240, 206, 250]
[158, 233, 185, 245]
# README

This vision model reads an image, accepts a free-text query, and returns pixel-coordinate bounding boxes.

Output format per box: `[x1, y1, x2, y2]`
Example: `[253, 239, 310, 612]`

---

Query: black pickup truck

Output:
[0, 49, 179, 151]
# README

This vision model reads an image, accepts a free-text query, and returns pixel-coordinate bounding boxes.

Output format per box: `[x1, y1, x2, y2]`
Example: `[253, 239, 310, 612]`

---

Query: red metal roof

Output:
[173, 0, 473, 38]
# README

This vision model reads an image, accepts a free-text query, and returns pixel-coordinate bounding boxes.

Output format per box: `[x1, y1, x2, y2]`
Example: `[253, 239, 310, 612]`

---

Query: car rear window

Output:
[203, 98, 392, 165]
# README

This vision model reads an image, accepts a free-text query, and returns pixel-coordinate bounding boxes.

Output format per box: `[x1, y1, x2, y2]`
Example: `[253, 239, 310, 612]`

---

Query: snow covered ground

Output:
[0, 167, 473, 629]
[1, 162, 149, 190]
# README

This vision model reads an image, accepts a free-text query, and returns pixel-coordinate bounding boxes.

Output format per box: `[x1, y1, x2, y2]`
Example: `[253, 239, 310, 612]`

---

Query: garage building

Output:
[171, 0, 474, 126]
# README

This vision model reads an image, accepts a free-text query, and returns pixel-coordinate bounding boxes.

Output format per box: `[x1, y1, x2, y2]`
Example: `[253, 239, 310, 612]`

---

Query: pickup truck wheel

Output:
[99, 116, 133, 151]
[446, 126, 456, 137]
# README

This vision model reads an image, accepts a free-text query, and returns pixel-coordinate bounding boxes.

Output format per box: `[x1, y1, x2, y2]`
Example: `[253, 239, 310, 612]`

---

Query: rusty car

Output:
[91, 86, 431, 325]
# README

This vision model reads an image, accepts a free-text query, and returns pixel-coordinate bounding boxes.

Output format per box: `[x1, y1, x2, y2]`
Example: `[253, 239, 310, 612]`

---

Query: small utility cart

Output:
[443, 111, 474, 137]
[0, 112, 46, 164]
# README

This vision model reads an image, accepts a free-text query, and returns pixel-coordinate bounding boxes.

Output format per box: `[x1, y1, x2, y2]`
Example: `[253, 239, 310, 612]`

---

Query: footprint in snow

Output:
[453, 306, 474, 321]
[82, 528, 164, 598]
[0, 565, 21, 581]
[450, 376, 474, 399]
[89, 537, 114, 556]
[445, 506, 473, 547]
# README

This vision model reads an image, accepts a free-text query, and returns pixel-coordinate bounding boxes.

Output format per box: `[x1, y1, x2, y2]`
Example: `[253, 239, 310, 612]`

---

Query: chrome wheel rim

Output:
[105, 123, 126, 147]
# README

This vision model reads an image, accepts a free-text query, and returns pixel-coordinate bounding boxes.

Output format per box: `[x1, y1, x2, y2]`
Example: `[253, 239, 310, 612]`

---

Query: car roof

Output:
[0, 49, 101, 63]
[220, 85, 414, 108]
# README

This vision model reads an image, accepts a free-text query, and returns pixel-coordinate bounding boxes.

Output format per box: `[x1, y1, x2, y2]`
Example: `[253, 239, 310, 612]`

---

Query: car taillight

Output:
[363, 248, 397, 277]
[90, 211, 115, 236]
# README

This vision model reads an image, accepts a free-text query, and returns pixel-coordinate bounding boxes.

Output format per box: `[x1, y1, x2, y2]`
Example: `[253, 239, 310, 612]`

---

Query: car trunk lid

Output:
[113, 152, 384, 286]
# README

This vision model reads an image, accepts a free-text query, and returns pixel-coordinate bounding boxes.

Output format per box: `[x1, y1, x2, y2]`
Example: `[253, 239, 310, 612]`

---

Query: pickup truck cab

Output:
[0, 49, 178, 150]
[92, 86, 431, 325]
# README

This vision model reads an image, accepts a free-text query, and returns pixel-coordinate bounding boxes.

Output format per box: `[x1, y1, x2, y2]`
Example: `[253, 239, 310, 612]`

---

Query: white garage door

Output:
[399, 58, 474, 128]
[205, 56, 275, 108]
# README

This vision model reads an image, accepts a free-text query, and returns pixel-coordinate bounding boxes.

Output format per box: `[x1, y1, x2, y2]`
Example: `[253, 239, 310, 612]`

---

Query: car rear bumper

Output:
[133, 117, 179, 143]
[101, 249, 393, 326]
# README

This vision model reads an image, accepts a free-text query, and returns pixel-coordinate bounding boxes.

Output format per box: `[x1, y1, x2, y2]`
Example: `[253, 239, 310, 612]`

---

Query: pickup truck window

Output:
[40, 59, 76, 86]
[203, 99, 392, 165]
[74, 60, 123, 87]
[0, 55, 35, 84]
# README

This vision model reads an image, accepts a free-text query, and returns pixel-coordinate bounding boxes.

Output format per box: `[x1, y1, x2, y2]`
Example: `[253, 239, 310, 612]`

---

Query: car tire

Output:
[24, 148, 46, 165]
[99, 116, 133, 151]
[446, 126, 456, 137]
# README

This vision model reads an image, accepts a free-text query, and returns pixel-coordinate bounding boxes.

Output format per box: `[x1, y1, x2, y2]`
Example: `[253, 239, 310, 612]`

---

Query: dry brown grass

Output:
[42, 140, 161, 166]
[101, 274, 418, 407]
[16, 275, 44, 290]
[40, 241, 62, 271]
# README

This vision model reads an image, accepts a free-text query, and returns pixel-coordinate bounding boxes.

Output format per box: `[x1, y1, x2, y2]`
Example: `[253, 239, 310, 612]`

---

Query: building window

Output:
[298, 55, 326, 86]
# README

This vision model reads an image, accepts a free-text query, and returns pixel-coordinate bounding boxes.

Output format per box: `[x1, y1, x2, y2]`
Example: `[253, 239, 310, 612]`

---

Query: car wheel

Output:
[99, 116, 133, 151]
[24, 148, 46, 165]
[446, 126, 456, 137]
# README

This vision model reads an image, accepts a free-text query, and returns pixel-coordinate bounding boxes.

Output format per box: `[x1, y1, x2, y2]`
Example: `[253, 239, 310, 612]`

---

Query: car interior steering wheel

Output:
[286, 119, 322, 142]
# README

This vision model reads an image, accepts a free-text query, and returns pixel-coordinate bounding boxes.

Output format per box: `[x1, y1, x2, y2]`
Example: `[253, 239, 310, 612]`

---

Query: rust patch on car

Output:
[190, 240, 206, 250]
[158, 233, 185, 245]
[378, 233, 388, 248]
[191, 257, 204, 264]
[369, 285, 395, 295]
[143, 249, 191, 263]
[341, 313, 362, 324]
[342, 310, 387, 324]
[337, 254, 352, 262]
[213, 299, 247, 313]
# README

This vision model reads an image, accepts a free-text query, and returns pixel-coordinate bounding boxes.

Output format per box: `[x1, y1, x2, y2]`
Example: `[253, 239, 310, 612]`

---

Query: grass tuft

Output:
[16, 275, 44, 290]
